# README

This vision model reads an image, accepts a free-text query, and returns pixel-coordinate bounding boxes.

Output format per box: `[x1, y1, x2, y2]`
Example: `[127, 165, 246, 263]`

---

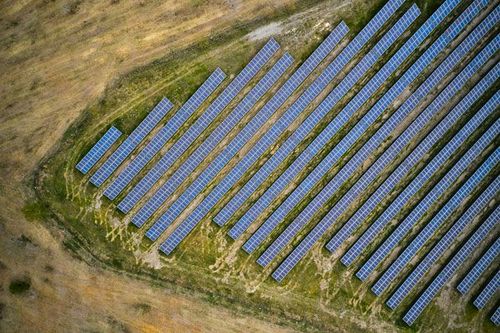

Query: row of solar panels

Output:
[75, 0, 499, 326]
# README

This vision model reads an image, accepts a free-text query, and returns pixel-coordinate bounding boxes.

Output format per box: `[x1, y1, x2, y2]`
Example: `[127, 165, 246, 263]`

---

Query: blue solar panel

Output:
[473, 270, 500, 309]
[268, 4, 489, 279]
[376, 147, 500, 295]
[103, 68, 226, 199]
[125, 53, 292, 227]
[402, 206, 500, 325]
[76, 126, 122, 174]
[211, 0, 404, 230]
[343, 26, 500, 270]
[315, 31, 497, 267]
[154, 1, 405, 249]
[222, 5, 420, 239]
[248, 0, 468, 258]
[458, 237, 500, 294]
[492, 306, 500, 326]
[153, 23, 349, 250]
[124, 26, 348, 219]
[385, 177, 500, 309]
[327, 63, 499, 254]
[356, 120, 500, 283]
[118, 38, 280, 217]
[89, 98, 174, 186]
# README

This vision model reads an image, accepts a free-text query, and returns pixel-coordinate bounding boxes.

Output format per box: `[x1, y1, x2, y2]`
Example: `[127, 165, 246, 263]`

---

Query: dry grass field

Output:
[1, 0, 497, 332]
[0, 1, 327, 331]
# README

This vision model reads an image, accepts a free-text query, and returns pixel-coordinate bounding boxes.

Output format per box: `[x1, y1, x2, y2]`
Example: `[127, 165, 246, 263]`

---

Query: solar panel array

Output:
[157, 0, 405, 251]
[76, 126, 122, 174]
[327, 62, 499, 254]
[373, 146, 500, 298]
[457, 237, 500, 294]
[360, 122, 499, 281]
[127, 26, 348, 223]
[245, 0, 470, 255]
[492, 306, 500, 326]
[137, 53, 293, 232]
[90, 97, 174, 186]
[271, 1, 496, 281]
[74, 0, 500, 327]
[223, 5, 420, 240]
[353, 45, 500, 281]
[294, 21, 498, 271]
[474, 270, 500, 309]
[344, 42, 498, 270]
[103, 68, 226, 200]
[153, 21, 348, 250]
[403, 206, 500, 325]
[215, 5, 419, 231]
[121, 39, 280, 220]
[386, 176, 500, 309]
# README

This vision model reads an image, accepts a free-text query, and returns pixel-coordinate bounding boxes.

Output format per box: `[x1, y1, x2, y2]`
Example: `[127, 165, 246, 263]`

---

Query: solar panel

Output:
[313, 30, 498, 270]
[216, 5, 420, 232]
[119, 38, 280, 218]
[268, 4, 492, 279]
[123, 53, 292, 228]
[76, 126, 122, 174]
[222, 5, 420, 239]
[457, 237, 500, 294]
[327, 63, 499, 254]
[89, 98, 174, 186]
[154, 0, 405, 248]
[473, 270, 500, 309]
[247, 0, 468, 258]
[402, 206, 500, 325]
[385, 176, 500, 309]
[137, 23, 348, 243]
[344, 29, 500, 270]
[374, 148, 500, 299]
[103, 68, 226, 199]
[211, 0, 405, 230]
[492, 306, 500, 326]
[357, 120, 500, 283]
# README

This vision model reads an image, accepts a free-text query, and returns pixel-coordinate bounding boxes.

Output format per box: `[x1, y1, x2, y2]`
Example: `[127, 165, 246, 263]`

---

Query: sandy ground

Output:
[0, 0, 309, 331]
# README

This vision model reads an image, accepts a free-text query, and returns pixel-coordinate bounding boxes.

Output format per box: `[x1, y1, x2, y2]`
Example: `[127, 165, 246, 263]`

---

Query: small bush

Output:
[22, 200, 49, 222]
[9, 277, 31, 295]
[132, 303, 151, 314]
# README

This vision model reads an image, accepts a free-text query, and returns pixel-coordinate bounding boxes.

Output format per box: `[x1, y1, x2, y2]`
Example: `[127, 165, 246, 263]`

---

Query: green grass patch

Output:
[9, 277, 31, 295]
